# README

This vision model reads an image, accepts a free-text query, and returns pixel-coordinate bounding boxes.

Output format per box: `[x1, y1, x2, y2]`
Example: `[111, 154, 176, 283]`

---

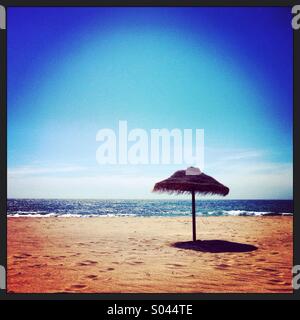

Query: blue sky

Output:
[7, 7, 293, 199]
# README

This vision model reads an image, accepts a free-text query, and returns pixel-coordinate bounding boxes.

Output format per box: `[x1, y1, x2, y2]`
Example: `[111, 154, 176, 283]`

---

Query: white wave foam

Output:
[7, 213, 138, 218]
[222, 210, 293, 216]
[203, 210, 293, 216]
[7, 211, 292, 217]
[8, 213, 58, 218]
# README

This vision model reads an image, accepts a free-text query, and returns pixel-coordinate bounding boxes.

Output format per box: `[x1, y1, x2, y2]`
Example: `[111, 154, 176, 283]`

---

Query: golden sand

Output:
[8, 216, 292, 293]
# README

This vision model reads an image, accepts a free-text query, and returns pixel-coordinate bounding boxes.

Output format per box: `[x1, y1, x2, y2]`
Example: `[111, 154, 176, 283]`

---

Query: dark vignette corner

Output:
[0, 2, 7, 297]
[293, 3, 300, 301]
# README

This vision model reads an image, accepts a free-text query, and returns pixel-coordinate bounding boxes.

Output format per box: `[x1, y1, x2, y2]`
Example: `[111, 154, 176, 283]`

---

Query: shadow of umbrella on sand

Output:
[153, 167, 229, 242]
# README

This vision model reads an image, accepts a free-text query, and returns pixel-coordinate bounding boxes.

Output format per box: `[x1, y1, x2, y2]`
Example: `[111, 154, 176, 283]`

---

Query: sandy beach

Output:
[8, 216, 293, 293]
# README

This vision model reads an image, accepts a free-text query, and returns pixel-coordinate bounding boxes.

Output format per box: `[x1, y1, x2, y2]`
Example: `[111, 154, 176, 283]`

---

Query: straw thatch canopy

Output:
[153, 169, 229, 196]
[153, 167, 229, 241]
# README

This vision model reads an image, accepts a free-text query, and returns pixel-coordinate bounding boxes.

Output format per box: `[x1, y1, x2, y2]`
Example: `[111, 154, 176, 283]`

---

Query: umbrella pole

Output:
[192, 190, 196, 241]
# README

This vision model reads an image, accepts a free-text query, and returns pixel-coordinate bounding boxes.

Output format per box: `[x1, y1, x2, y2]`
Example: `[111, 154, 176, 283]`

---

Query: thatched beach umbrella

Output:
[153, 167, 229, 241]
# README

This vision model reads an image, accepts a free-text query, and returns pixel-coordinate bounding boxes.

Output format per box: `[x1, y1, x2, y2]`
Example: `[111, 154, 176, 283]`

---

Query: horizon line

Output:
[7, 198, 293, 201]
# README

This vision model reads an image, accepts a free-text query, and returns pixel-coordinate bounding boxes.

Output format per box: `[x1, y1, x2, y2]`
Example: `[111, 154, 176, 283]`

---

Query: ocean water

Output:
[7, 199, 293, 217]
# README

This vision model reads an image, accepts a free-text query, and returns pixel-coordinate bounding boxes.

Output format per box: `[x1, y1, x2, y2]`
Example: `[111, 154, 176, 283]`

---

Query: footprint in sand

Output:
[128, 261, 144, 265]
[278, 272, 287, 277]
[69, 284, 87, 289]
[215, 264, 230, 270]
[77, 260, 98, 266]
[50, 255, 67, 260]
[107, 267, 115, 271]
[270, 252, 279, 255]
[166, 263, 185, 268]
[261, 268, 277, 272]
[29, 263, 47, 268]
[13, 253, 32, 259]
[267, 279, 290, 285]
[86, 275, 98, 280]
[256, 258, 266, 262]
